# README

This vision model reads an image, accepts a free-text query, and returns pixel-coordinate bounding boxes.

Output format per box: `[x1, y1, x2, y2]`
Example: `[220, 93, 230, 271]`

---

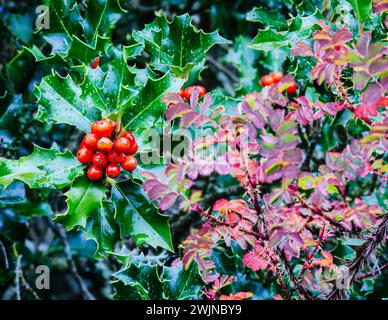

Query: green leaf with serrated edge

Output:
[121, 72, 185, 131]
[246, 7, 288, 30]
[113, 261, 203, 300]
[85, 200, 120, 258]
[346, 0, 372, 25]
[28, 0, 124, 63]
[249, 29, 289, 51]
[112, 180, 173, 252]
[55, 176, 106, 230]
[131, 13, 229, 77]
[0, 145, 84, 190]
[35, 72, 102, 132]
[249, 9, 323, 52]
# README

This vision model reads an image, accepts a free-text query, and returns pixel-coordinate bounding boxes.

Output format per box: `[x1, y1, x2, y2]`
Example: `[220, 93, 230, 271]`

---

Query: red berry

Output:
[105, 164, 120, 178]
[87, 165, 103, 180]
[121, 131, 135, 145]
[92, 152, 108, 168]
[178, 88, 185, 97]
[91, 56, 100, 69]
[77, 148, 93, 164]
[183, 86, 194, 100]
[127, 141, 138, 155]
[121, 155, 138, 172]
[261, 74, 274, 86]
[271, 72, 283, 84]
[114, 137, 132, 154]
[107, 150, 123, 164]
[97, 137, 113, 152]
[287, 83, 297, 95]
[91, 119, 114, 137]
[83, 133, 99, 150]
[196, 85, 206, 98]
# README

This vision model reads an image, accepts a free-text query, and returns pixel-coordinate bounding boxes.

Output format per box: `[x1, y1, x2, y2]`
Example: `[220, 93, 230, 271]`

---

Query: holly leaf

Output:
[113, 261, 203, 299]
[131, 13, 229, 77]
[55, 176, 107, 230]
[35, 71, 102, 132]
[121, 72, 185, 131]
[28, 0, 124, 63]
[246, 7, 288, 30]
[346, 0, 372, 25]
[0, 145, 84, 190]
[85, 200, 120, 258]
[249, 9, 322, 52]
[111, 180, 174, 252]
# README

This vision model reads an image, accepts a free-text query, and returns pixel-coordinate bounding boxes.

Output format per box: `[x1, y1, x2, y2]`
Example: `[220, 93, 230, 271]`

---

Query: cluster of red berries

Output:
[178, 85, 206, 100]
[76, 118, 138, 181]
[260, 72, 297, 94]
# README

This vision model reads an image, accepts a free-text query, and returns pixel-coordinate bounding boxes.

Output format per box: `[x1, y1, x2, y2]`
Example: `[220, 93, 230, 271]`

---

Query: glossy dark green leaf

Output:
[35, 72, 102, 132]
[121, 72, 184, 131]
[246, 7, 288, 30]
[86, 200, 120, 258]
[132, 13, 229, 77]
[0, 145, 84, 189]
[113, 261, 203, 300]
[112, 180, 173, 252]
[55, 176, 106, 230]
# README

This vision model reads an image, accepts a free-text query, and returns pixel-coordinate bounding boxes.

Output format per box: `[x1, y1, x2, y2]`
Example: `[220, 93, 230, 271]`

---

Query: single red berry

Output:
[121, 155, 138, 172]
[92, 152, 108, 168]
[97, 137, 113, 152]
[107, 150, 123, 164]
[83, 133, 99, 150]
[271, 72, 283, 84]
[287, 83, 297, 95]
[114, 137, 132, 154]
[87, 165, 103, 180]
[196, 85, 206, 98]
[178, 88, 185, 97]
[91, 119, 114, 137]
[261, 74, 274, 86]
[91, 56, 100, 69]
[127, 141, 138, 155]
[183, 86, 194, 100]
[105, 164, 120, 178]
[121, 131, 135, 145]
[77, 148, 93, 164]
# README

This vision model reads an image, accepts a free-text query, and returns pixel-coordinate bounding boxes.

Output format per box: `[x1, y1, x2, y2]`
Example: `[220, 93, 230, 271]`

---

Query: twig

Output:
[0, 239, 8, 269]
[280, 249, 312, 300]
[295, 193, 349, 232]
[47, 219, 95, 300]
[326, 215, 388, 299]
[200, 210, 267, 241]
[356, 262, 388, 281]
[333, 75, 355, 111]
[301, 121, 321, 171]
[15, 254, 21, 300]
[289, 225, 326, 297]
[19, 267, 41, 300]
[207, 55, 239, 83]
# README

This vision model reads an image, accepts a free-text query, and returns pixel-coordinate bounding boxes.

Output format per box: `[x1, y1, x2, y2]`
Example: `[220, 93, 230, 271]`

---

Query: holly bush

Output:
[0, 0, 387, 300]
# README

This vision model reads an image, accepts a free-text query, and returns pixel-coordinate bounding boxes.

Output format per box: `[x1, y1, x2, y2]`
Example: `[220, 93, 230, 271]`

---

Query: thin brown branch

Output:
[326, 215, 388, 299]
[47, 218, 95, 300]
[295, 193, 349, 232]
[0, 239, 8, 269]
[356, 262, 388, 281]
